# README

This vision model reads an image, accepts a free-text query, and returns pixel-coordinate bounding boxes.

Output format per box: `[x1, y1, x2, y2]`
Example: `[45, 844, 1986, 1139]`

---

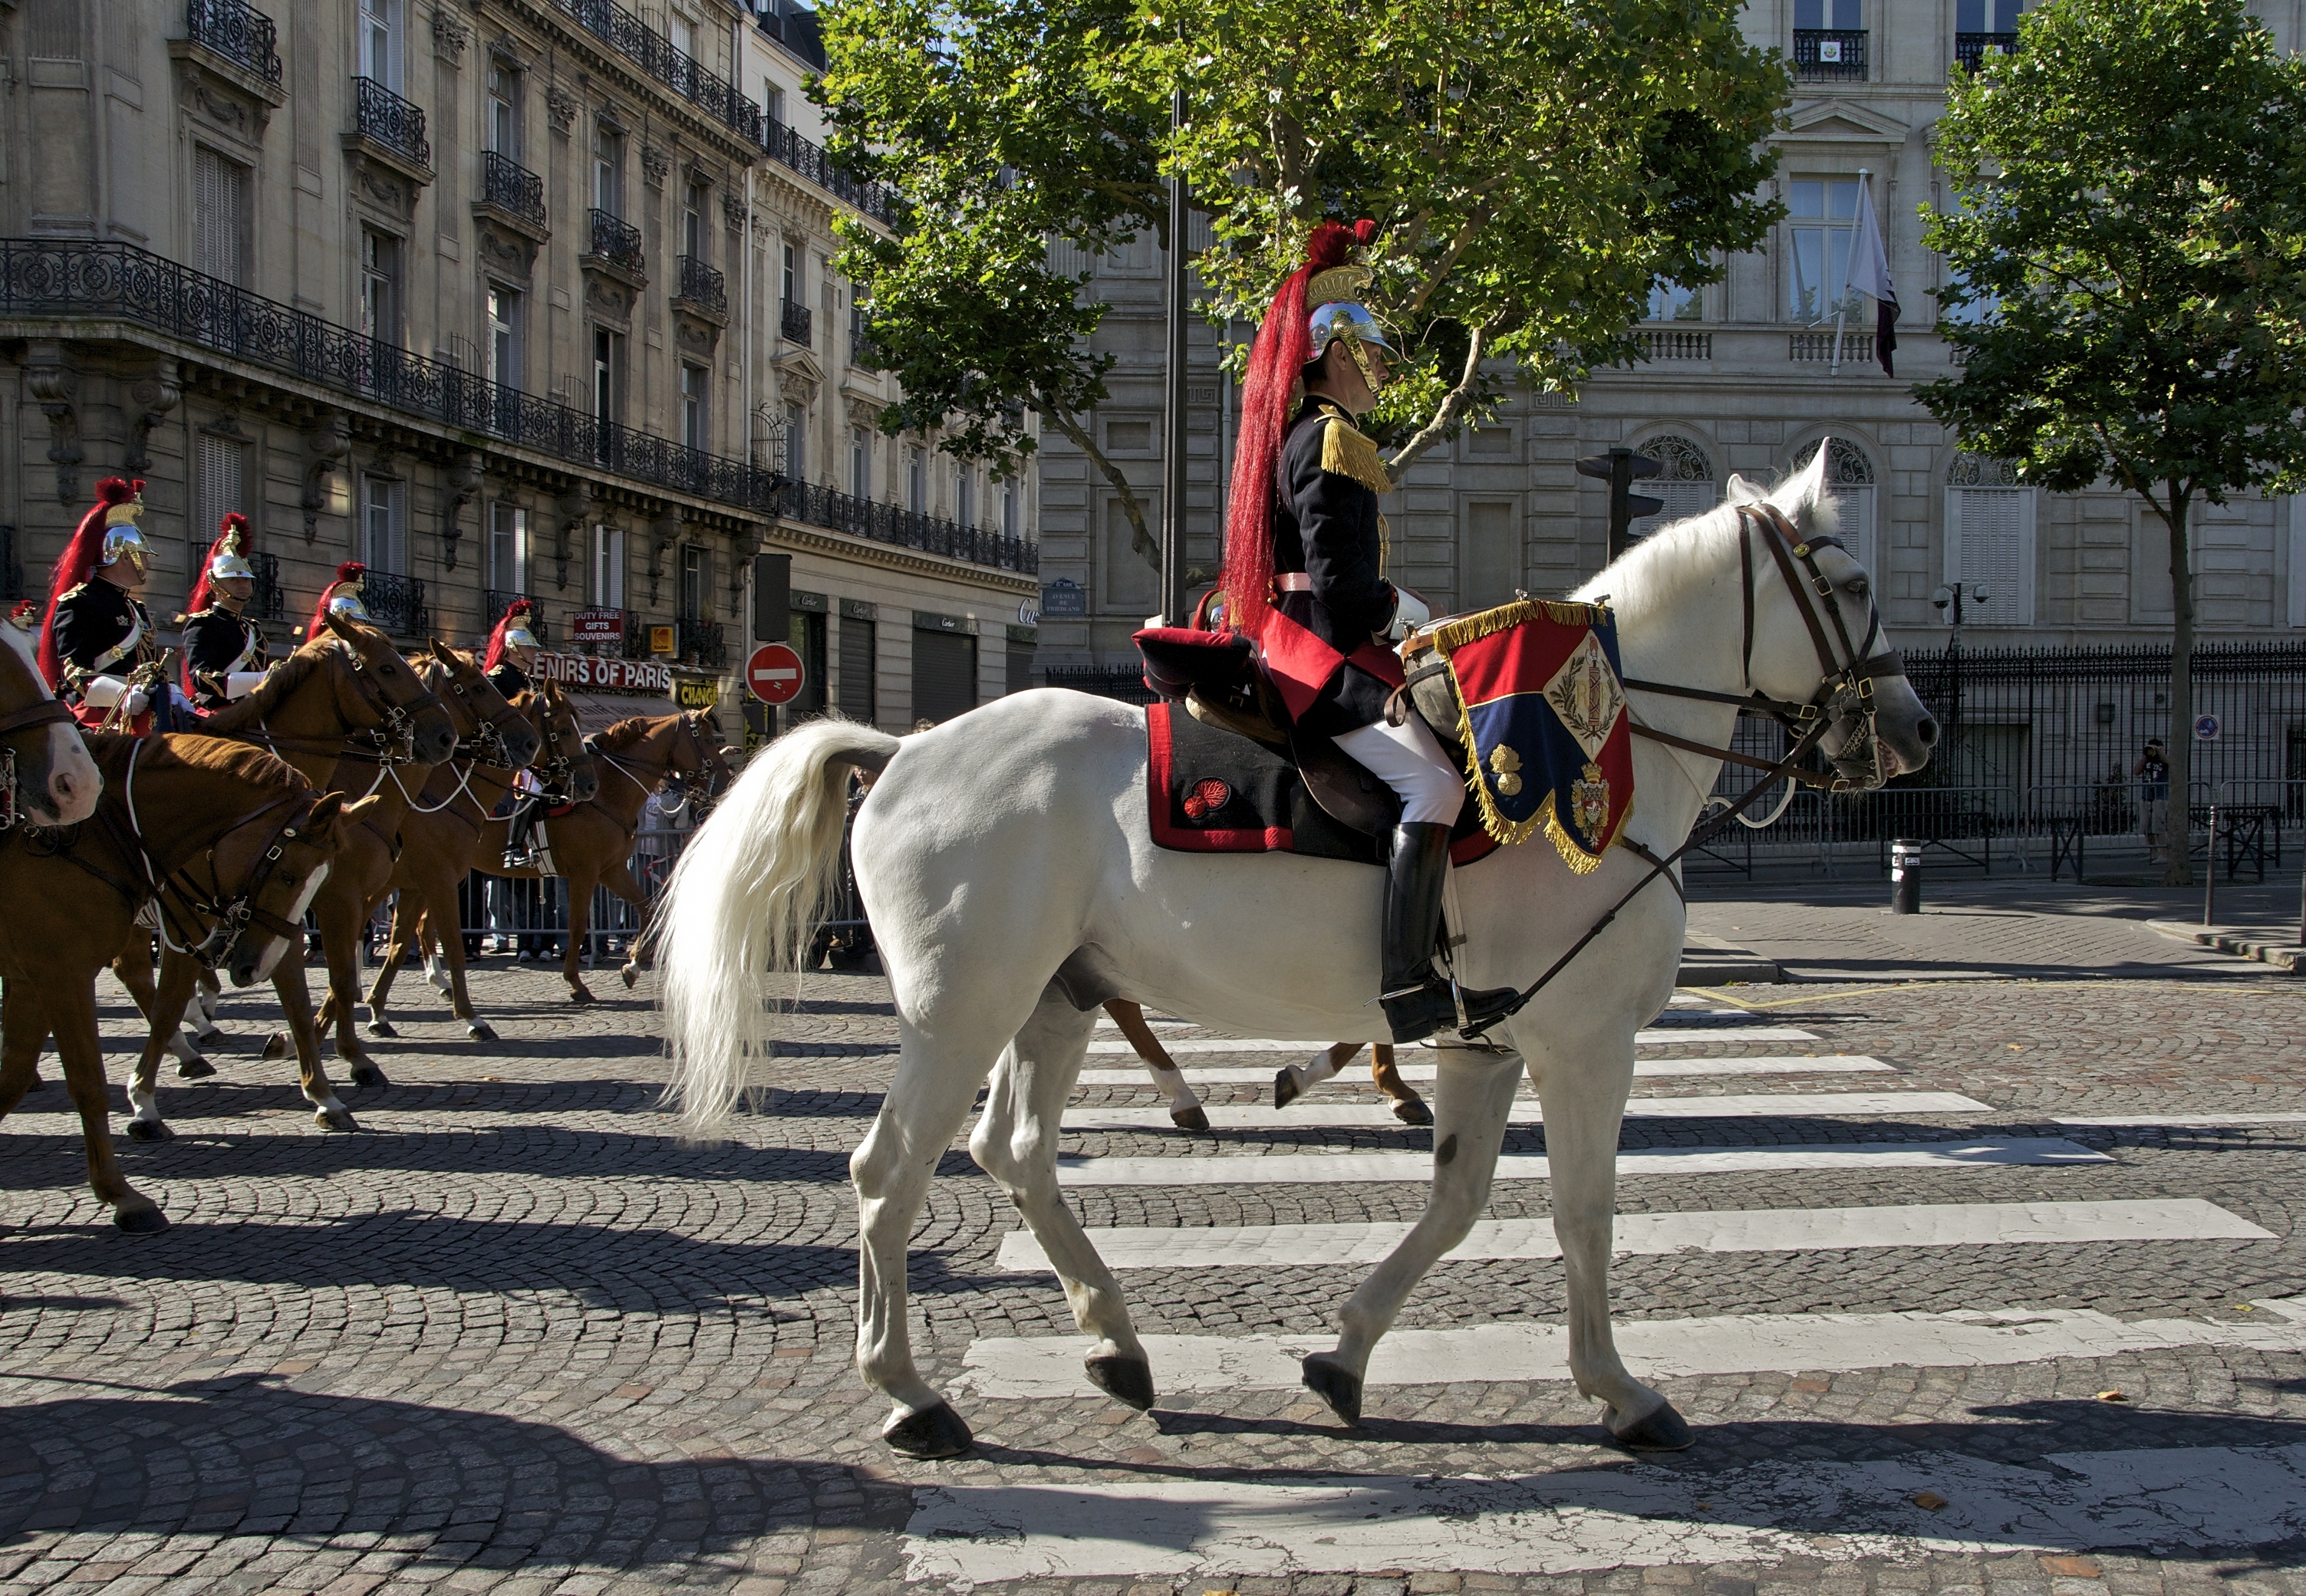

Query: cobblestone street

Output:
[6, 936, 2306, 1596]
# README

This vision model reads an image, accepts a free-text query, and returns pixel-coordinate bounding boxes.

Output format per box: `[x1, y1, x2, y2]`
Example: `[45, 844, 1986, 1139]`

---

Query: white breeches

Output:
[1336, 715, 1466, 827]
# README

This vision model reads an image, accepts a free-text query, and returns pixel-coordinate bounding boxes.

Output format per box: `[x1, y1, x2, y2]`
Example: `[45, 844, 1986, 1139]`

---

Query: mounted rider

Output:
[307, 561, 374, 639]
[180, 513, 271, 711]
[483, 598, 547, 869]
[1221, 221, 1517, 1045]
[38, 476, 186, 733]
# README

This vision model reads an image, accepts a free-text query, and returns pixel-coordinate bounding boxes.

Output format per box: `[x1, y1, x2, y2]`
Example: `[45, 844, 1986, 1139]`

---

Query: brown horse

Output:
[0, 615, 100, 828]
[193, 614, 454, 1083]
[0, 734, 373, 1229]
[112, 645, 536, 1137]
[389, 707, 726, 1007]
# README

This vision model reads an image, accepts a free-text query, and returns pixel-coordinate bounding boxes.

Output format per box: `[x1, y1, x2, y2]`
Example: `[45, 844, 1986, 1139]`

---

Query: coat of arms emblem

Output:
[1572, 760, 1611, 842]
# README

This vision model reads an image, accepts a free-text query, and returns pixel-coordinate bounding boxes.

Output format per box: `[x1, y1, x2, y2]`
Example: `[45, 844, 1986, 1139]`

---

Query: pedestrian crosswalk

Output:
[1075, 1054, 1895, 1085]
[1057, 1090, 1991, 1132]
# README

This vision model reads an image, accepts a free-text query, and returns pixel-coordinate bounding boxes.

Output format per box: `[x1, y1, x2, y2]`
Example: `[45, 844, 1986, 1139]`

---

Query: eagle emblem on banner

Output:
[1417, 598, 1637, 872]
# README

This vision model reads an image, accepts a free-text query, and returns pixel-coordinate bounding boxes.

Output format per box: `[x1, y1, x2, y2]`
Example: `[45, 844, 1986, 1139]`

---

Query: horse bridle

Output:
[255, 640, 445, 768]
[526, 688, 590, 797]
[435, 658, 532, 765]
[1619, 502, 1909, 795]
[595, 712, 716, 809]
[0, 697, 76, 831]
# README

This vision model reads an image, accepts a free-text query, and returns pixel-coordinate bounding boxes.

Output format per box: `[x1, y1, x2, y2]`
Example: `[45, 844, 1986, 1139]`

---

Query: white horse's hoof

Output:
[1604, 1398, 1693, 1451]
[881, 1400, 973, 1459]
[1300, 1354, 1362, 1426]
[124, 1119, 173, 1142]
[1084, 1355, 1156, 1410]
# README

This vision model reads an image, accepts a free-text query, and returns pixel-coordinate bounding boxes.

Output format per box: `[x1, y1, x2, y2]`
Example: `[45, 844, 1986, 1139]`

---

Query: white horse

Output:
[657, 449, 1936, 1459]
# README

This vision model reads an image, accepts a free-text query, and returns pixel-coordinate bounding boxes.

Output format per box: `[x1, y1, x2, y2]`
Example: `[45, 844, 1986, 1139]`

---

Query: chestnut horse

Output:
[386, 706, 723, 1009]
[191, 614, 454, 1083]
[0, 734, 374, 1229]
[0, 616, 100, 829]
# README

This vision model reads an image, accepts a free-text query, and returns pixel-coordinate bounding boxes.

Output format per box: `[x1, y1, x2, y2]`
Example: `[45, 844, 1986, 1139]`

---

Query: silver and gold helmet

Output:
[101, 489, 150, 578]
[502, 624, 540, 653]
[1308, 301, 1398, 360]
[327, 587, 373, 622]
[208, 529, 256, 583]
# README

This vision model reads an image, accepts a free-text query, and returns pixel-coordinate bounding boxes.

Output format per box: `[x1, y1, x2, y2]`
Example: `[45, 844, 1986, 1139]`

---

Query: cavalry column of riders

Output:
[0, 476, 733, 1228]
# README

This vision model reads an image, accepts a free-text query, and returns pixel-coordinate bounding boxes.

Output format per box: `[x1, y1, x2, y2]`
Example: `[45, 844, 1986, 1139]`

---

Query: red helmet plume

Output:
[184, 512, 253, 620]
[306, 560, 368, 640]
[37, 476, 141, 687]
[483, 597, 539, 673]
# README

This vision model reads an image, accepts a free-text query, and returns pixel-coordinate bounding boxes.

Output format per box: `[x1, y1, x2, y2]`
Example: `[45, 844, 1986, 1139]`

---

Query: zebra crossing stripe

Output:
[956, 1296, 2306, 1400]
[902, 1437, 2306, 1581]
[1082, 1025, 1817, 1055]
[1050, 1136, 2107, 1188]
[993, 1198, 2269, 1272]
[1058, 1091, 1991, 1132]
[1073, 1055, 1894, 1086]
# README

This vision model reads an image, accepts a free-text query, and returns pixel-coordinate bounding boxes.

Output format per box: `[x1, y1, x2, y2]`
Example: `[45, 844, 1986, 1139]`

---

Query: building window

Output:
[838, 613, 877, 725]
[357, 0, 398, 87]
[669, 11, 696, 58]
[906, 446, 925, 513]
[783, 400, 806, 480]
[680, 363, 708, 451]
[849, 427, 870, 499]
[955, 466, 974, 529]
[1794, 0, 1860, 25]
[487, 502, 527, 594]
[591, 327, 622, 425]
[1627, 435, 1718, 541]
[1463, 501, 1519, 610]
[1001, 482, 1019, 539]
[1646, 280, 1702, 322]
[361, 228, 400, 344]
[593, 120, 624, 215]
[683, 181, 707, 262]
[361, 473, 407, 575]
[591, 525, 626, 610]
[487, 61, 519, 156]
[1944, 455, 2034, 626]
[1787, 177, 1863, 322]
[781, 242, 800, 306]
[192, 147, 252, 287]
[678, 545, 709, 620]
[486, 284, 522, 390]
[764, 82, 786, 130]
[196, 433, 249, 555]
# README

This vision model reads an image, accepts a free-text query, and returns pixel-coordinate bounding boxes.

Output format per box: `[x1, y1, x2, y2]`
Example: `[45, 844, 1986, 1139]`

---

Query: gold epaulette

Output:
[1318, 406, 1393, 495]
[55, 582, 87, 604]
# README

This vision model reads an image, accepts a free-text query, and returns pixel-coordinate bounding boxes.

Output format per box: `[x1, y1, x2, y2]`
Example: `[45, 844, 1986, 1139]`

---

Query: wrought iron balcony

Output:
[187, 0, 282, 84]
[1792, 28, 1867, 81]
[542, 0, 763, 143]
[1955, 31, 2019, 70]
[1635, 329, 1712, 361]
[360, 569, 428, 638]
[674, 254, 726, 318]
[676, 617, 726, 669]
[482, 150, 546, 228]
[780, 298, 812, 346]
[250, 550, 283, 620]
[586, 208, 646, 278]
[759, 120, 906, 231]
[0, 240, 1039, 577]
[849, 331, 882, 371]
[352, 76, 431, 170]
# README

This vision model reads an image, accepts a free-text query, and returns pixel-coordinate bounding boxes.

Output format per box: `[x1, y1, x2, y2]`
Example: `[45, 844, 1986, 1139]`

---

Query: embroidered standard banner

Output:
[1424, 598, 1636, 873]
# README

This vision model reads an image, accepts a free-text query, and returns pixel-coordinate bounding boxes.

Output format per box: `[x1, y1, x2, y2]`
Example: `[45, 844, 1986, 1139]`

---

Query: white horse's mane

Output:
[1573, 458, 1842, 628]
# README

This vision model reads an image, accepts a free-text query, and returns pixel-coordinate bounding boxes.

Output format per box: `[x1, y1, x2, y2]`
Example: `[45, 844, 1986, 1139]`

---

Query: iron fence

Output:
[677, 617, 726, 669]
[483, 151, 546, 227]
[188, 0, 282, 84]
[356, 824, 691, 963]
[780, 298, 812, 346]
[759, 120, 905, 230]
[352, 76, 430, 169]
[0, 240, 1040, 578]
[251, 550, 283, 621]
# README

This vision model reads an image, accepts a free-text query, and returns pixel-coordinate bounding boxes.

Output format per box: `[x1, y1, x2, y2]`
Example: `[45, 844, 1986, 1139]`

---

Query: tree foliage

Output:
[1916, 0, 2306, 883]
[816, 0, 1787, 563]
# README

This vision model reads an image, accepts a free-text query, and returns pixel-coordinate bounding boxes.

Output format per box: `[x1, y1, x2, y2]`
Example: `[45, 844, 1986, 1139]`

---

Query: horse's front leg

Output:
[972, 996, 1153, 1407]
[123, 946, 204, 1141]
[0, 982, 51, 1113]
[1370, 1044, 1432, 1127]
[561, 869, 599, 1004]
[50, 976, 166, 1231]
[362, 891, 418, 1037]
[1103, 999, 1204, 1131]
[1531, 1032, 1689, 1450]
[301, 876, 382, 1083]
[1303, 1043, 1524, 1425]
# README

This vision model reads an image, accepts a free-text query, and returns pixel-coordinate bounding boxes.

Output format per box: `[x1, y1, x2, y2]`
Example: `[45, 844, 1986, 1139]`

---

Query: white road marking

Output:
[957, 1296, 2306, 1399]
[994, 1198, 2269, 1272]
[1082, 1025, 1816, 1055]
[1049, 1136, 2107, 1187]
[902, 1440, 2306, 1580]
[2059, 1113, 2306, 1127]
[1059, 1091, 1991, 1132]
[1075, 1055, 1894, 1086]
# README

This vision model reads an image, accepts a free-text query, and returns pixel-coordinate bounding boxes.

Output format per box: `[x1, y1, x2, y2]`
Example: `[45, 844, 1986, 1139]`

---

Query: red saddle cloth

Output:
[1145, 701, 1494, 867]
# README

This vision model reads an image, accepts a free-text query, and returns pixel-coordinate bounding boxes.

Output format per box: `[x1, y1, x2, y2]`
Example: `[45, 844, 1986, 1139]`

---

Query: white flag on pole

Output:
[1840, 172, 1899, 376]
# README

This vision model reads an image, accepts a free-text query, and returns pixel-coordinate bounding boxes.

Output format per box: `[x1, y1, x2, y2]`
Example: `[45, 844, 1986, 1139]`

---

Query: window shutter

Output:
[1945, 487, 2033, 626]
[387, 480, 409, 575]
[1628, 480, 1715, 541]
[838, 617, 876, 724]
[196, 434, 246, 552]
[192, 149, 249, 285]
[1827, 484, 1877, 579]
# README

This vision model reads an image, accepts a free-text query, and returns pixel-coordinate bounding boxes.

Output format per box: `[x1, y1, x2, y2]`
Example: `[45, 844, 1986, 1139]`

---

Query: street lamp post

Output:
[1159, 86, 1189, 627]
[1931, 578, 1988, 784]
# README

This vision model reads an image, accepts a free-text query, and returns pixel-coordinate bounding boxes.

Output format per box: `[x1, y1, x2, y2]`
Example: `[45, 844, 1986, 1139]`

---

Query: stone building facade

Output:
[0, 0, 1037, 734]
[1033, 0, 2306, 677]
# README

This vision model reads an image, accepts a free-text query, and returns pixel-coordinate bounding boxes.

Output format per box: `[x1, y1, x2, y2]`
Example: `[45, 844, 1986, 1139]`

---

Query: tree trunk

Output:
[2162, 485, 2196, 888]
[1048, 410, 1158, 571]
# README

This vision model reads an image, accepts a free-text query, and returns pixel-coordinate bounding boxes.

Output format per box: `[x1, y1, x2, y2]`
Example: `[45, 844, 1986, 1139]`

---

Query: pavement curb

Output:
[2144, 918, 2306, 972]
[1677, 936, 1784, 986]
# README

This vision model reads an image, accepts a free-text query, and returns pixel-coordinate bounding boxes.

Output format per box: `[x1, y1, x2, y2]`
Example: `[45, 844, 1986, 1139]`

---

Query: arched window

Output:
[1628, 434, 1715, 539]
[1943, 454, 2034, 625]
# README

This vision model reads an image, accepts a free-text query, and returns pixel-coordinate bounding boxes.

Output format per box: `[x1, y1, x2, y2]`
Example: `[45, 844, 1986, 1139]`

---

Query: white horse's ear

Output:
[1725, 472, 1767, 505]
[1778, 439, 1832, 511]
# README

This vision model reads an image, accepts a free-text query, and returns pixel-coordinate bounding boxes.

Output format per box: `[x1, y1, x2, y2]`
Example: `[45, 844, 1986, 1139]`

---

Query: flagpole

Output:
[1833, 169, 1869, 376]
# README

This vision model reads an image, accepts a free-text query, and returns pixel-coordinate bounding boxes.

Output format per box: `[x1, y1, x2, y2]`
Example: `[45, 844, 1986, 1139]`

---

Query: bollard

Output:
[1890, 837, 1923, 914]
[2204, 804, 2219, 926]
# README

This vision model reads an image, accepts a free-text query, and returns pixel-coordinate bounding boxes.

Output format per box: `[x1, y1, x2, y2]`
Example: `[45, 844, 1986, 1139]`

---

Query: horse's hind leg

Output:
[1103, 999, 1204, 1131]
[362, 893, 418, 1038]
[111, 935, 212, 1080]
[972, 996, 1152, 1408]
[274, 957, 357, 1132]
[1274, 1040, 1357, 1111]
[50, 976, 166, 1231]
[1301, 1042, 1525, 1426]
[852, 1020, 1003, 1459]
[124, 946, 203, 1140]
[0, 983, 50, 1114]
[1372, 1044, 1433, 1127]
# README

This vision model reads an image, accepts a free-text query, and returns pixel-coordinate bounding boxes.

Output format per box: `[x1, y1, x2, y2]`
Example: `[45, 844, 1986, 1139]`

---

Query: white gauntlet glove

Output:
[226, 671, 268, 700]
[81, 674, 129, 709]
[1382, 584, 1431, 643]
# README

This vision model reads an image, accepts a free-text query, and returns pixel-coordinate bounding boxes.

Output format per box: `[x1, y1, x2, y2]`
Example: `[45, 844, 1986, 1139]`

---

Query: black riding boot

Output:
[502, 800, 539, 870]
[1377, 821, 1518, 1045]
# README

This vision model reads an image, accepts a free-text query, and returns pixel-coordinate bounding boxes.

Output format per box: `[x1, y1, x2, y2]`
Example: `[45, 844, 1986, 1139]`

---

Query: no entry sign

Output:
[745, 642, 805, 705]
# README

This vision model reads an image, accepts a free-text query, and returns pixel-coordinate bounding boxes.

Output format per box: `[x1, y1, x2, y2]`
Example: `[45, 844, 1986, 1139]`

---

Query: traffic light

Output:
[1575, 448, 1664, 563]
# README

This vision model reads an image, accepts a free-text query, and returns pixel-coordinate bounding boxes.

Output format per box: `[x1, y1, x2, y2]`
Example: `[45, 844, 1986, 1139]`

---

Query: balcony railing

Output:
[1636, 329, 1712, 360]
[482, 150, 546, 228]
[759, 120, 906, 231]
[586, 209, 646, 277]
[361, 569, 428, 638]
[674, 254, 726, 318]
[1792, 28, 1867, 81]
[542, 0, 763, 143]
[483, 591, 548, 643]
[1789, 330, 1874, 364]
[0, 240, 1037, 577]
[1955, 31, 2020, 70]
[676, 617, 726, 669]
[188, 0, 282, 85]
[781, 298, 812, 346]
[251, 550, 283, 621]
[850, 331, 882, 371]
[352, 76, 431, 170]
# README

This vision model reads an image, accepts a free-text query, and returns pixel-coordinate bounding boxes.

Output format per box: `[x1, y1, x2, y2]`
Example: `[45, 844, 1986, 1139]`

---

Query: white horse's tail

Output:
[658, 715, 899, 1133]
